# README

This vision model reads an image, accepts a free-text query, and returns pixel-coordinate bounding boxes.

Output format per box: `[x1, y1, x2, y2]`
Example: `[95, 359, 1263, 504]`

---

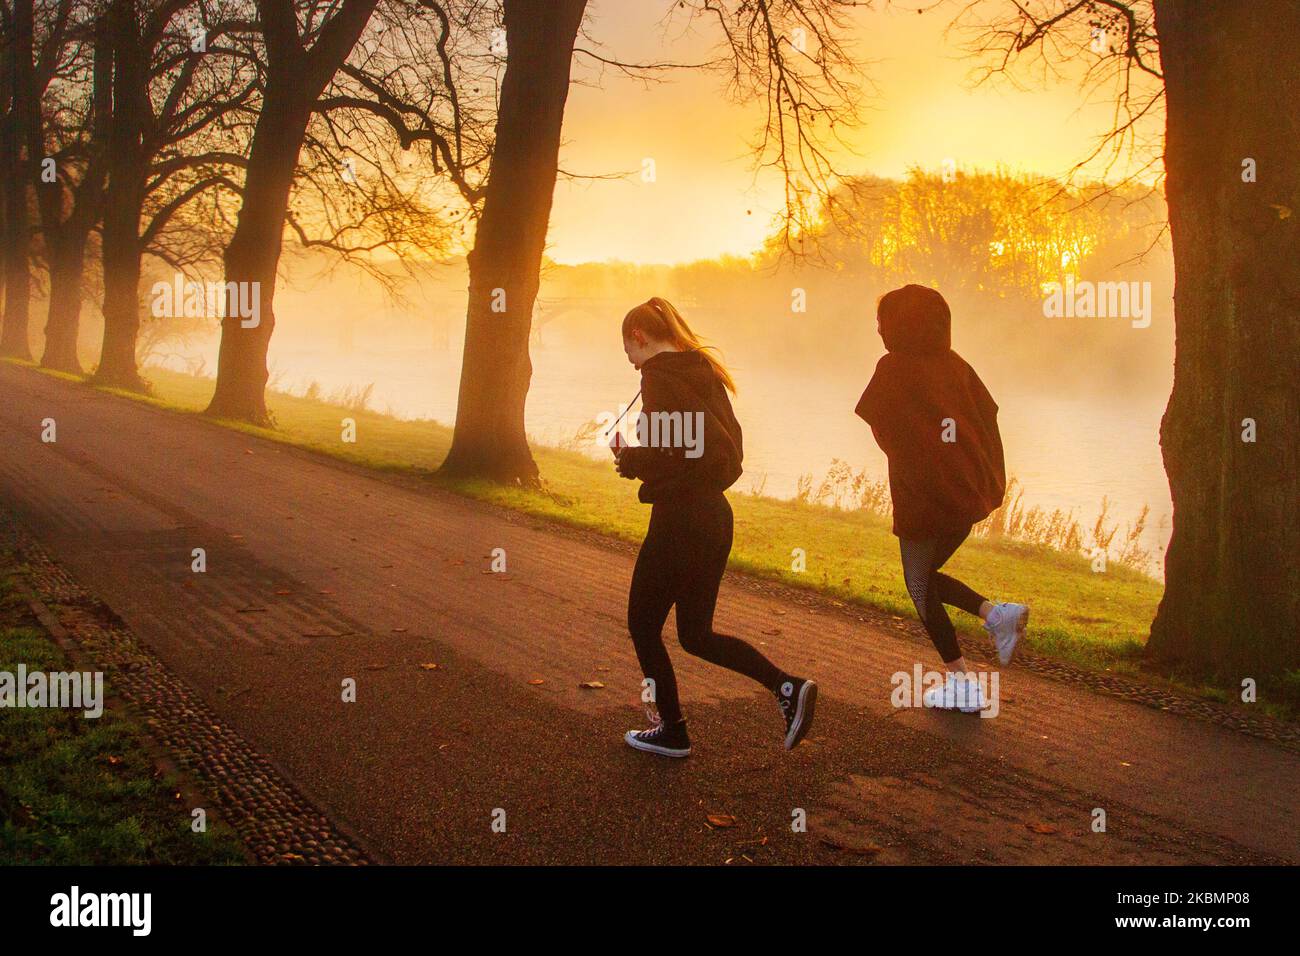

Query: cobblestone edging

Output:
[2, 518, 375, 865]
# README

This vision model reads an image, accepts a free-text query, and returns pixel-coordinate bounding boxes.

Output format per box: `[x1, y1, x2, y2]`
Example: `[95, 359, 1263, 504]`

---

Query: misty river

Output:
[157, 292, 1174, 578]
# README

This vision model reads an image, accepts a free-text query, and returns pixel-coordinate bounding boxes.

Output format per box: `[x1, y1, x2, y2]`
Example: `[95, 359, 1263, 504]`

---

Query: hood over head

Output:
[877, 284, 952, 355]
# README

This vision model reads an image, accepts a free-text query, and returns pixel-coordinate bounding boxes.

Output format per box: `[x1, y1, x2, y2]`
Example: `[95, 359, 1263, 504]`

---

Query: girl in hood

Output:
[613, 297, 816, 757]
[855, 285, 1029, 712]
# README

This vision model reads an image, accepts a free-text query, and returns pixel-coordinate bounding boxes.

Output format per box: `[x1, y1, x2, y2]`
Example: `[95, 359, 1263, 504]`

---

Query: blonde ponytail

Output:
[622, 297, 737, 394]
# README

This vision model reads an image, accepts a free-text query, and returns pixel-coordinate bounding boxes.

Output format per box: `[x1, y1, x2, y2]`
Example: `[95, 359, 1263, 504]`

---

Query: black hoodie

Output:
[854, 295, 1006, 538]
[617, 350, 743, 504]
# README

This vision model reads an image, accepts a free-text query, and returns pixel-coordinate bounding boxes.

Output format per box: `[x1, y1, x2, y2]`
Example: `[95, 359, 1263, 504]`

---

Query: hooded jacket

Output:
[617, 349, 743, 504]
[855, 296, 1006, 538]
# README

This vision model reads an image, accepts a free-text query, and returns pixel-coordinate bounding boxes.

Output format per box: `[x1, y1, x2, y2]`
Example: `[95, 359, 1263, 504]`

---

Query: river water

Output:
[158, 294, 1174, 577]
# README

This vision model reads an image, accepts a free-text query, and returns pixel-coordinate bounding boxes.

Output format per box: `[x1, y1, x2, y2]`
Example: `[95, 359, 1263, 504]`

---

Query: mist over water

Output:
[154, 277, 1174, 577]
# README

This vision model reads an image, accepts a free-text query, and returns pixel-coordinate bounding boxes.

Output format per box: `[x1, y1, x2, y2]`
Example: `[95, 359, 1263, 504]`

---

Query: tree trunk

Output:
[91, 0, 147, 391]
[438, 0, 587, 484]
[0, 170, 32, 359]
[94, 186, 146, 389]
[41, 237, 86, 373]
[37, 11, 111, 376]
[1147, 0, 1300, 675]
[204, 95, 311, 424]
[0, 0, 35, 360]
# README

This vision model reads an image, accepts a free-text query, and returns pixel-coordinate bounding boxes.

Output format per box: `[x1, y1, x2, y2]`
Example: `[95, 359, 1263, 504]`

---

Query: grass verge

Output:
[0, 562, 246, 865]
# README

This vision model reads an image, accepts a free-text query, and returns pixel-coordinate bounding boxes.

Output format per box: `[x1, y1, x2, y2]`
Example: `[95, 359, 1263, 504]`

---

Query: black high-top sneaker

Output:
[777, 677, 817, 750]
[624, 719, 692, 758]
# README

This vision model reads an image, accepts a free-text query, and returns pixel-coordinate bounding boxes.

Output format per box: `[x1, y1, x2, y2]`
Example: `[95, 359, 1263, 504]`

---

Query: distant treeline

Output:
[538, 169, 1175, 393]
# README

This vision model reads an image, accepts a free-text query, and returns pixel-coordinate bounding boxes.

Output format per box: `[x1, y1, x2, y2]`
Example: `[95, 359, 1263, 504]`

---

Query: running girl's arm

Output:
[854, 357, 902, 457]
[615, 369, 684, 481]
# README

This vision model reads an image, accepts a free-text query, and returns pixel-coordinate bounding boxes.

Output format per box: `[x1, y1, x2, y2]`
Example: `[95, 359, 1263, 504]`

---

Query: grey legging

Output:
[899, 530, 988, 664]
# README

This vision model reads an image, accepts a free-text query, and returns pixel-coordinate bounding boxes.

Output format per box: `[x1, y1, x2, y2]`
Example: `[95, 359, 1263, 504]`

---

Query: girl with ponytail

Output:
[612, 297, 816, 758]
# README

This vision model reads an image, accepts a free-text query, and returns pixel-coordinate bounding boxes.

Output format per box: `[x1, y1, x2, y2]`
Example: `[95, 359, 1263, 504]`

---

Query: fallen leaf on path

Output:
[418, 663, 440, 671]
[761, 628, 782, 636]
[1025, 822, 1057, 834]
[391, 627, 408, 633]
[579, 680, 605, 690]
[706, 813, 737, 829]
[528, 678, 545, 686]
[275, 590, 291, 595]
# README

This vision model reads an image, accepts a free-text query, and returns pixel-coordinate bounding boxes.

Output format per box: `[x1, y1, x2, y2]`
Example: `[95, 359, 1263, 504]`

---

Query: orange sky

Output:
[547, 1, 1161, 265]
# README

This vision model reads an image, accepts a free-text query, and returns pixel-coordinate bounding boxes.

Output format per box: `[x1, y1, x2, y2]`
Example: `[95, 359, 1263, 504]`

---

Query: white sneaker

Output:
[984, 602, 1029, 665]
[922, 673, 986, 713]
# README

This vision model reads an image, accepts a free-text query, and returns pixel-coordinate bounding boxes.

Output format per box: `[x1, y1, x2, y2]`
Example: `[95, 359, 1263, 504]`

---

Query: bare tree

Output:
[204, 0, 485, 423]
[93, 0, 256, 389]
[202, 0, 380, 423]
[0, 0, 38, 358]
[31, 1, 112, 373]
[959, 0, 1299, 675]
[440, 0, 868, 485]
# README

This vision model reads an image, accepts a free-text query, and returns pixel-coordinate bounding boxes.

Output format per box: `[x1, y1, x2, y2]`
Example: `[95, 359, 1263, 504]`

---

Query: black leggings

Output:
[899, 531, 988, 664]
[627, 493, 787, 725]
